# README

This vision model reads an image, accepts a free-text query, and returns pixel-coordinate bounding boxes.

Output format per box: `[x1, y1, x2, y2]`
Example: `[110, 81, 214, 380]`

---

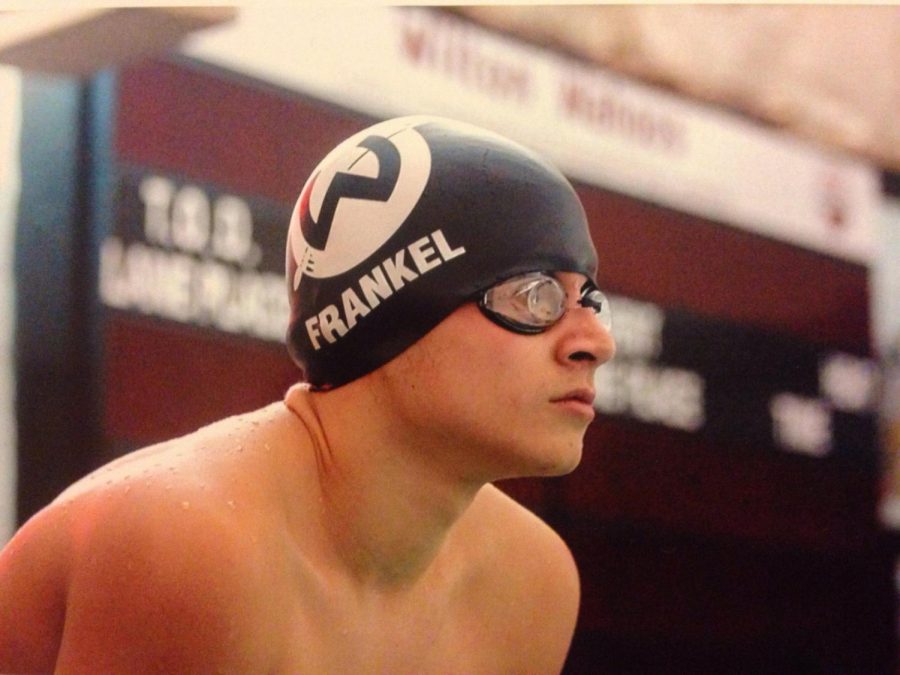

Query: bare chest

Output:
[262, 579, 513, 674]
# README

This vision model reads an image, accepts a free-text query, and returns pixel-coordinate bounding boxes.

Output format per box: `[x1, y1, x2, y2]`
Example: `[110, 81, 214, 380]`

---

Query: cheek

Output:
[406, 306, 554, 410]
[468, 346, 555, 423]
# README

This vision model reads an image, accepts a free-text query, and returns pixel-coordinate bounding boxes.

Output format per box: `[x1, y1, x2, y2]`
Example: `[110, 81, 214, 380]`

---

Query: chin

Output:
[545, 451, 584, 477]
[481, 428, 586, 481]
[523, 437, 584, 478]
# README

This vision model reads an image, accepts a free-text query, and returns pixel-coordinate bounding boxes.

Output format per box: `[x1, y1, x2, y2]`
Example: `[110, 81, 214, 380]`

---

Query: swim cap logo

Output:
[300, 136, 400, 250]
[290, 120, 432, 289]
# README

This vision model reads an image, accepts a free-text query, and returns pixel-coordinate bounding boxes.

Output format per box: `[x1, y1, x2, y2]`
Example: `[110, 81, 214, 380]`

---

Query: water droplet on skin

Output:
[264, 443, 271, 451]
[227, 500, 236, 509]
[181, 501, 191, 510]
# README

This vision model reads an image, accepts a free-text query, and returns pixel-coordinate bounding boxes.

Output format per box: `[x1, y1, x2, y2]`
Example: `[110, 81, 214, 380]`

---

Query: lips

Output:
[550, 389, 596, 421]
[551, 388, 596, 406]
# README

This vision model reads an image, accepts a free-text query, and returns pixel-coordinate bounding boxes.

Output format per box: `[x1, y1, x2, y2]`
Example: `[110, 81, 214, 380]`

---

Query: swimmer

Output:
[0, 116, 615, 673]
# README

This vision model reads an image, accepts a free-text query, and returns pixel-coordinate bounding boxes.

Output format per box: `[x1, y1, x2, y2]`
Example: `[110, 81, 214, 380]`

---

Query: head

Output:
[285, 116, 614, 476]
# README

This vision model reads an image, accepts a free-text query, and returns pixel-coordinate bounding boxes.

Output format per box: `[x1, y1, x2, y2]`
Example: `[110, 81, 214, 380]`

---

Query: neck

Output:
[284, 383, 483, 589]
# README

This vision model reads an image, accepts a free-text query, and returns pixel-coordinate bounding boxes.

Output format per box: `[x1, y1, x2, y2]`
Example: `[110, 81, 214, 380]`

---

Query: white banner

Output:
[0, 65, 21, 544]
[183, 6, 880, 265]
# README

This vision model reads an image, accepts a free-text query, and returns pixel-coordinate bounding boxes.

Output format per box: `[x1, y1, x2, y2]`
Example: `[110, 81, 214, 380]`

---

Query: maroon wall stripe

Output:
[115, 58, 372, 204]
[581, 186, 870, 353]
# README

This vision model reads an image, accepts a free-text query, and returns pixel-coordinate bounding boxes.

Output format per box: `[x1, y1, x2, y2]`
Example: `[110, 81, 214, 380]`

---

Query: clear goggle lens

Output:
[478, 272, 612, 334]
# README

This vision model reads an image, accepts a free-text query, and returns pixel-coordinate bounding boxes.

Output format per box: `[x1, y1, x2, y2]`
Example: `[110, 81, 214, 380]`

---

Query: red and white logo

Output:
[289, 117, 432, 288]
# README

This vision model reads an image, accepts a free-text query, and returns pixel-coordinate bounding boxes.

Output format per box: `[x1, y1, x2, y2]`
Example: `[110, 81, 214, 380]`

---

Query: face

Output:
[370, 272, 616, 483]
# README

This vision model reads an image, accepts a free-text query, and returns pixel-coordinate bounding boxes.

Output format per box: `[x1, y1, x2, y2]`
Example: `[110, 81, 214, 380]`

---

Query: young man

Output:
[0, 116, 615, 673]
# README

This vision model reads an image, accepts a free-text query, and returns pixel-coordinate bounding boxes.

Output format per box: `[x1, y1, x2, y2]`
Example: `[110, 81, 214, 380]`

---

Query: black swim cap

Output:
[286, 116, 597, 388]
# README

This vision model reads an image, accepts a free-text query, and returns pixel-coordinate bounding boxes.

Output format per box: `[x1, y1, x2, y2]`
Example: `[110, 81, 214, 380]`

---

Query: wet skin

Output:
[0, 273, 614, 673]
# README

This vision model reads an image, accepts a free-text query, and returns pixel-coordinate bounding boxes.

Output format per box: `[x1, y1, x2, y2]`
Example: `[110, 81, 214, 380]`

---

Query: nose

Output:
[554, 306, 616, 368]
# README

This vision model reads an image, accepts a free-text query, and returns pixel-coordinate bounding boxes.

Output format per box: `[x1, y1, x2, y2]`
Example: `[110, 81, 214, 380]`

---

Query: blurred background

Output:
[1, 5, 899, 673]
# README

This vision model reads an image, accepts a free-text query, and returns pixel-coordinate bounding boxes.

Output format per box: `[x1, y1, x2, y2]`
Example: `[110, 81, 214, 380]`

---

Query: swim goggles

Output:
[477, 271, 612, 335]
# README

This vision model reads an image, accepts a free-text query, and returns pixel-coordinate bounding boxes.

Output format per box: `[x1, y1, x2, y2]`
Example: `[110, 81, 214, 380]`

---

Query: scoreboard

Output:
[99, 168, 879, 466]
[100, 169, 290, 344]
[95, 155, 881, 556]
[596, 292, 877, 463]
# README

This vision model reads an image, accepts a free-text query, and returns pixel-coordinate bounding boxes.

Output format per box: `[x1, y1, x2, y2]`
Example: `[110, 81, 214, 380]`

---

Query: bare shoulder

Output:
[3, 404, 291, 673]
[0, 492, 71, 672]
[54, 475, 275, 672]
[452, 485, 580, 673]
